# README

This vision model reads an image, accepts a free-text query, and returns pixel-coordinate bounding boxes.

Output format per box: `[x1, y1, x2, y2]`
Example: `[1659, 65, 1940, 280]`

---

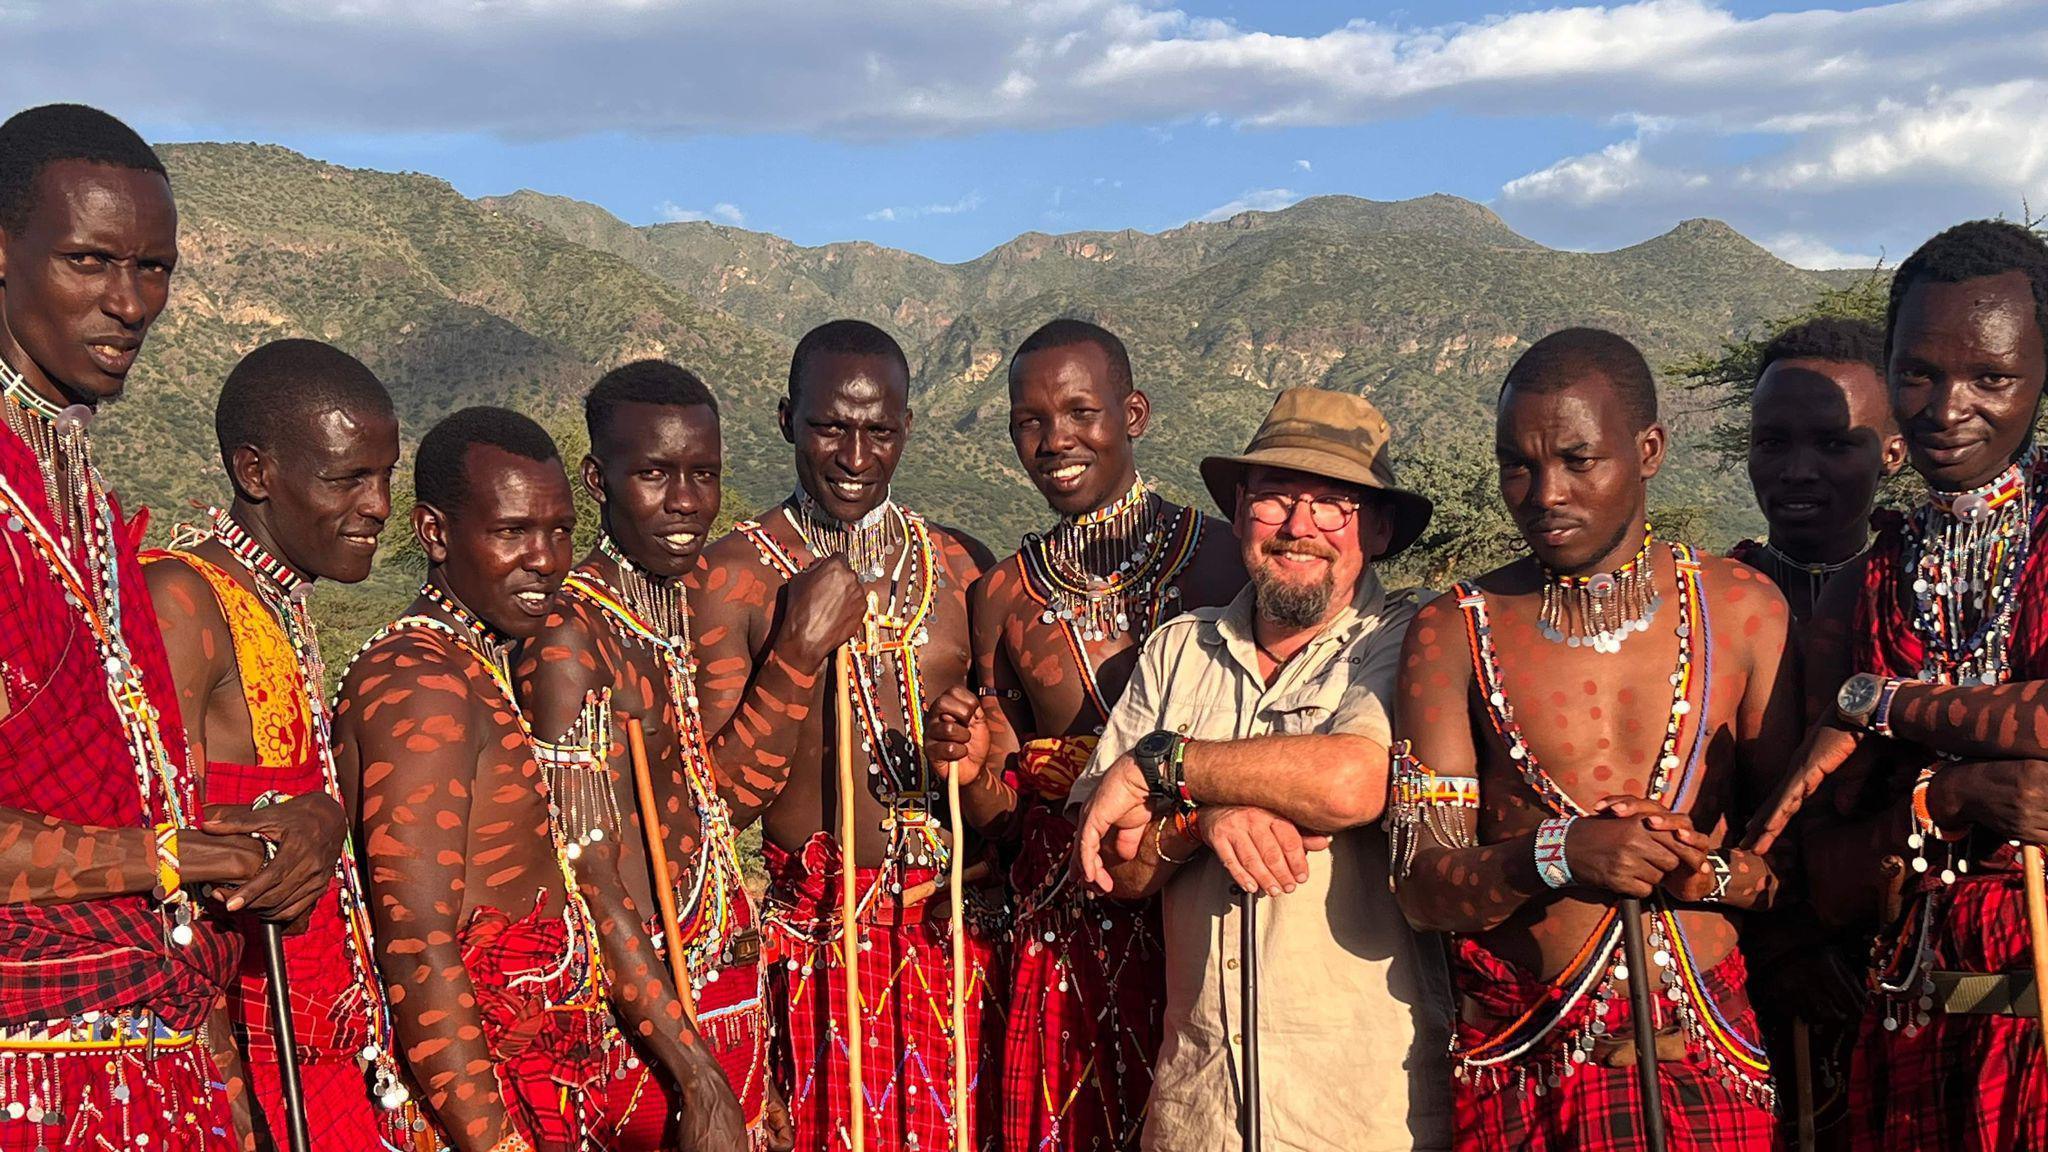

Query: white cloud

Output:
[866, 191, 984, 222]
[1761, 232, 1882, 271]
[7, 0, 2045, 258]
[657, 200, 745, 225]
[1198, 188, 1301, 222]
[1295, 158, 1313, 172]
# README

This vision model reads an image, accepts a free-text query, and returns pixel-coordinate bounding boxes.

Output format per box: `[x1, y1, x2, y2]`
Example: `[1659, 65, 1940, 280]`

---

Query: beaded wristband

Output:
[487, 1132, 535, 1152]
[1872, 678, 1905, 739]
[1168, 736, 1196, 810]
[1154, 811, 1199, 865]
[152, 823, 183, 903]
[1534, 816, 1576, 889]
[1702, 851, 1732, 903]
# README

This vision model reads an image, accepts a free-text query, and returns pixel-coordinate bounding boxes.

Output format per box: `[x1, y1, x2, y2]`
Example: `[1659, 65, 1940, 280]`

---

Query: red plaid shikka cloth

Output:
[1848, 869, 2048, 1152]
[1451, 937, 1775, 1152]
[999, 799, 1161, 1152]
[763, 832, 1001, 1152]
[0, 427, 237, 1031]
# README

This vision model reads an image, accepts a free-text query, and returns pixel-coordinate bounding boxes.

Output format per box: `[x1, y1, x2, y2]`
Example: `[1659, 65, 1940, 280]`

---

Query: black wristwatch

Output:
[1132, 729, 1183, 800]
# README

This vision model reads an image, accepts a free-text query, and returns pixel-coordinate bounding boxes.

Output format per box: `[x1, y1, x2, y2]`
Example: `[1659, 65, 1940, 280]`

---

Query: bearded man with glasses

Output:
[1070, 387, 1454, 1152]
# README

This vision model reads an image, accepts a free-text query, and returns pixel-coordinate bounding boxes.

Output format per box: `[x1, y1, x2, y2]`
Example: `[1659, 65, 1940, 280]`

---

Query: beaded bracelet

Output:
[1872, 678, 1906, 739]
[1166, 736, 1195, 810]
[1534, 816, 1576, 889]
[1702, 851, 1732, 903]
[1154, 809, 1202, 865]
[152, 822, 183, 903]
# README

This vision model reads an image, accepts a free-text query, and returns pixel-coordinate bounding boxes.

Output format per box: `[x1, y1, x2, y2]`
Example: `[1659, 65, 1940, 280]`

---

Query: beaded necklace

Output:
[0, 360, 198, 946]
[0, 360, 96, 561]
[1905, 452, 2037, 685]
[786, 490, 899, 583]
[1537, 524, 1661, 654]
[564, 542, 751, 988]
[1023, 475, 1175, 643]
[1019, 493, 1202, 721]
[1449, 545, 1769, 1104]
[186, 507, 410, 1111]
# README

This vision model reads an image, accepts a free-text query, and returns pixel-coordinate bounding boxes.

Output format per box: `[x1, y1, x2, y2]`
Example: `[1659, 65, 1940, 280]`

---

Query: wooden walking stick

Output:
[1240, 886, 1261, 1152]
[1792, 1019, 1817, 1152]
[946, 760, 970, 1152]
[1618, 897, 1670, 1152]
[250, 793, 311, 1152]
[626, 717, 696, 1026]
[2022, 844, 2048, 1063]
[837, 592, 877, 1152]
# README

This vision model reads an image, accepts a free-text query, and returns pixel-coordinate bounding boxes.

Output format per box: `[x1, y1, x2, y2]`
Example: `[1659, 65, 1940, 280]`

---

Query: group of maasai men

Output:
[4, 97, 2048, 1152]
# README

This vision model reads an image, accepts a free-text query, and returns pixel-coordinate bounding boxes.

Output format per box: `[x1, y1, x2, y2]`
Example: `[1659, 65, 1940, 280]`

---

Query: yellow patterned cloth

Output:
[143, 549, 312, 766]
[1016, 735, 1096, 804]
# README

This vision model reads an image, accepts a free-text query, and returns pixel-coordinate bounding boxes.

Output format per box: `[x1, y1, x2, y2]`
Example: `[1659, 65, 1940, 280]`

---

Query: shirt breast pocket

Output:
[1265, 661, 1360, 736]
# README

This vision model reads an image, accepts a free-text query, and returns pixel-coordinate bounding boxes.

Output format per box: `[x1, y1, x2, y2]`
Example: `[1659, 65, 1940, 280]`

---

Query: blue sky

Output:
[7, 1, 2045, 268]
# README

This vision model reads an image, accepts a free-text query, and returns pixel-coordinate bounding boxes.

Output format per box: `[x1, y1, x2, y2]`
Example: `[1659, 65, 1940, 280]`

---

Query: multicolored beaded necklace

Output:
[1022, 475, 1184, 643]
[1537, 524, 1661, 654]
[0, 361, 199, 945]
[787, 490, 899, 583]
[564, 540, 751, 989]
[1019, 486, 1202, 721]
[187, 507, 410, 1111]
[1449, 545, 1770, 1105]
[1906, 451, 2038, 685]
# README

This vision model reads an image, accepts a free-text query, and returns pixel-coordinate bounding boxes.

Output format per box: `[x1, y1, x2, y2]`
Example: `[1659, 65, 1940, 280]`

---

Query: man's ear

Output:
[1881, 431, 1908, 478]
[778, 397, 794, 446]
[1126, 388, 1152, 441]
[229, 443, 271, 503]
[414, 501, 451, 565]
[1638, 422, 1668, 480]
[581, 454, 607, 505]
[0, 225, 10, 285]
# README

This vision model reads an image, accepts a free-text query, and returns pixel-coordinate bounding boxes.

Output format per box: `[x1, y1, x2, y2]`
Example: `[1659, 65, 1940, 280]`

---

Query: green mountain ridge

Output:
[99, 143, 1840, 615]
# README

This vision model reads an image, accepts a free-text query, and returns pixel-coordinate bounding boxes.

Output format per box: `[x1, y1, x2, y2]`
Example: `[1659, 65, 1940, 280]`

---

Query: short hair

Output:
[215, 339, 393, 480]
[1758, 316, 1886, 377]
[1009, 318, 1134, 395]
[0, 104, 165, 236]
[1887, 219, 2048, 358]
[787, 319, 908, 401]
[1500, 327, 1658, 431]
[414, 406, 560, 516]
[584, 359, 718, 456]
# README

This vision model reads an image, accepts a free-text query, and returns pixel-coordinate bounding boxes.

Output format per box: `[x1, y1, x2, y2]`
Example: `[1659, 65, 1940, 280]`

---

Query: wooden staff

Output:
[250, 793, 311, 1152]
[1240, 886, 1261, 1152]
[626, 717, 696, 1027]
[1618, 897, 1669, 1152]
[946, 760, 969, 1152]
[838, 592, 877, 1152]
[1792, 1019, 1816, 1152]
[2023, 844, 2048, 1064]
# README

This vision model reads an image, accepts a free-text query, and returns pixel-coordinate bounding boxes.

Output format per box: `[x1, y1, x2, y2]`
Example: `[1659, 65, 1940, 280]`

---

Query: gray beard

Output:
[1252, 563, 1335, 629]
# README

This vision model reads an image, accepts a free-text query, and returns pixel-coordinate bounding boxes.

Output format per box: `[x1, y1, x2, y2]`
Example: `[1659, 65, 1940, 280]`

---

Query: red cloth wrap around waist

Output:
[760, 830, 946, 932]
[206, 758, 368, 1062]
[0, 481, 235, 1029]
[462, 895, 608, 1094]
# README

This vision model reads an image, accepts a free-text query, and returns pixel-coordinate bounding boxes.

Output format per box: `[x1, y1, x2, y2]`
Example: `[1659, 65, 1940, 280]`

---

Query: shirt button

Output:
[1232, 1033, 1243, 1046]
[1226, 958, 1238, 970]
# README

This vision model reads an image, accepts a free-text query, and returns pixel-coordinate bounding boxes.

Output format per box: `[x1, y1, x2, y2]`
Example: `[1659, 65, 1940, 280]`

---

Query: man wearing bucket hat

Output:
[1070, 386, 1454, 1152]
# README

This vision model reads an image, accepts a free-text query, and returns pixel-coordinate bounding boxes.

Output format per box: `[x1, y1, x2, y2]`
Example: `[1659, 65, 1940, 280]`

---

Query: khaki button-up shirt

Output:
[1070, 570, 1452, 1152]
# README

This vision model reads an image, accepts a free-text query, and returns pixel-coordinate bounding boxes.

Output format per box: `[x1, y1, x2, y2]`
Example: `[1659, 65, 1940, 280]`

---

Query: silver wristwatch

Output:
[1835, 672, 1887, 729]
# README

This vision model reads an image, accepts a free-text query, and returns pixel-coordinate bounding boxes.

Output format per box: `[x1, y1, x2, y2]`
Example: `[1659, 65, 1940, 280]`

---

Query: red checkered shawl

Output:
[0, 425, 236, 1028]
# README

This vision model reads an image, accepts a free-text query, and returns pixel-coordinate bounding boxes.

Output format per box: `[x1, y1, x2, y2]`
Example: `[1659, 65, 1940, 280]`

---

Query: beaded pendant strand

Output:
[1537, 525, 1661, 654]
[1022, 475, 1175, 643]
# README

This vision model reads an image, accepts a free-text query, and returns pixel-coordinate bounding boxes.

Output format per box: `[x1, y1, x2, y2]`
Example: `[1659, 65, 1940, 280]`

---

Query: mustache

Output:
[1260, 539, 1339, 561]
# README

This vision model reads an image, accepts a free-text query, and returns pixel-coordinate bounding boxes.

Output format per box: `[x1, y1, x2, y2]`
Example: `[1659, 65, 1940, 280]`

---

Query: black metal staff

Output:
[1618, 896, 1668, 1152]
[1239, 886, 1260, 1152]
[252, 793, 312, 1152]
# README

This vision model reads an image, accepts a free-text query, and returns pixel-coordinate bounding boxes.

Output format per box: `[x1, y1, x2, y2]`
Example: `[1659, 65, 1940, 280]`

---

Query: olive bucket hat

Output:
[1198, 387, 1434, 560]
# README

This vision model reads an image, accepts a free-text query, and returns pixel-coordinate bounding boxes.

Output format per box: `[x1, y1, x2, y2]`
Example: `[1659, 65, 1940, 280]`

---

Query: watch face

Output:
[1135, 730, 1175, 762]
[1838, 674, 1880, 717]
